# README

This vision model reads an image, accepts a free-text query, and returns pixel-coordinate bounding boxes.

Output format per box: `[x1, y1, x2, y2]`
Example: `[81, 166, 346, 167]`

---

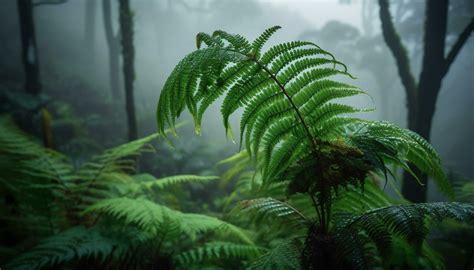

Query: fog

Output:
[0, 0, 473, 200]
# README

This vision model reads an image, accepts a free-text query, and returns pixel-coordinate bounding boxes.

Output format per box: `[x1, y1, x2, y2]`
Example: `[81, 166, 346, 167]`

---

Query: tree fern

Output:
[156, 26, 354, 177]
[156, 26, 450, 202]
[155, 27, 468, 269]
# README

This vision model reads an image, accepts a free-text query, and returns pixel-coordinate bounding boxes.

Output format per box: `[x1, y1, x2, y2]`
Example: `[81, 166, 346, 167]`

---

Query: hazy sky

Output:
[258, 0, 364, 29]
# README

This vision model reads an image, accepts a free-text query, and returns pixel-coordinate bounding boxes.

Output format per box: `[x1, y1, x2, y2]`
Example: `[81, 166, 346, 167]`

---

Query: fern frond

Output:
[349, 121, 453, 198]
[157, 27, 365, 183]
[84, 197, 252, 243]
[84, 198, 168, 235]
[449, 172, 474, 202]
[332, 181, 400, 217]
[175, 241, 263, 267]
[251, 26, 282, 57]
[0, 116, 76, 225]
[338, 202, 474, 263]
[5, 226, 126, 270]
[213, 30, 251, 54]
[334, 226, 379, 270]
[142, 175, 219, 190]
[74, 132, 167, 210]
[77, 133, 158, 180]
[456, 181, 474, 202]
[249, 240, 302, 270]
[239, 197, 308, 228]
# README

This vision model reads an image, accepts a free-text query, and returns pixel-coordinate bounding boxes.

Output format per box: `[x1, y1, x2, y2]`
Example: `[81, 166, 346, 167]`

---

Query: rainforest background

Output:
[0, 0, 473, 269]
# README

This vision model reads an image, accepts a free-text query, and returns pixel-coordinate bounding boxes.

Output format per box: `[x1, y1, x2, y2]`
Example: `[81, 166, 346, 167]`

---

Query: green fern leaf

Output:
[239, 197, 308, 228]
[84, 197, 252, 243]
[175, 241, 263, 267]
[141, 174, 219, 190]
[5, 226, 126, 270]
[249, 239, 302, 270]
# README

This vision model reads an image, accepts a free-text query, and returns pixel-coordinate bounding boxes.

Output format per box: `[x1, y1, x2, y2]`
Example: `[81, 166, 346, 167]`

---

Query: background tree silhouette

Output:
[119, 0, 137, 141]
[103, 0, 122, 100]
[378, 0, 474, 202]
[17, 0, 41, 95]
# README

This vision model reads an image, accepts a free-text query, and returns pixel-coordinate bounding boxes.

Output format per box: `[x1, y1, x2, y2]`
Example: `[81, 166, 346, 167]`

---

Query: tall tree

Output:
[16, 0, 67, 96]
[17, 0, 41, 95]
[84, 0, 97, 61]
[378, 0, 474, 202]
[103, 0, 121, 99]
[118, 0, 137, 141]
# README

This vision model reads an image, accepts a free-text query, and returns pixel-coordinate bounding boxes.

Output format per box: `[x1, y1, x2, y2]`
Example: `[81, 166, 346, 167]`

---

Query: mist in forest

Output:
[0, 0, 474, 270]
[1, 0, 472, 196]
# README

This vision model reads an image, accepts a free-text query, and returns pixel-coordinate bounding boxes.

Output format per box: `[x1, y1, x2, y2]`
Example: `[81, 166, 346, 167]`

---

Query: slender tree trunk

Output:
[84, 0, 97, 61]
[17, 0, 41, 95]
[119, 0, 137, 141]
[401, 0, 448, 202]
[103, 0, 121, 100]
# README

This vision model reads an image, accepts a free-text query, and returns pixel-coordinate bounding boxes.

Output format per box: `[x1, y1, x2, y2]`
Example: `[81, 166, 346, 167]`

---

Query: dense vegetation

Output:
[1, 26, 472, 269]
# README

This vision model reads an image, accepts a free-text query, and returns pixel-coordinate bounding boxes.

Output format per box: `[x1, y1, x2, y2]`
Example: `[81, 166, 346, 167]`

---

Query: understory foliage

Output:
[156, 26, 474, 269]
[0, 116, 259, 269]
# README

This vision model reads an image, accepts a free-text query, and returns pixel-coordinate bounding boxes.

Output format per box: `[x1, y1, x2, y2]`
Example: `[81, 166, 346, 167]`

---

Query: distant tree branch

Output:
[378, 0, 418, 101]
[444, 18, 474, 75]
[33, 0, 66, 7]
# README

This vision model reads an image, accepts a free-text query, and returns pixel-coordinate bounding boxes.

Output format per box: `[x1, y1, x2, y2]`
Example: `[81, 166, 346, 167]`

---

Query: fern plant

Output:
[221, 153, 469, 269]
[155, 26, 474, 269]
[0, 116, 259, 269]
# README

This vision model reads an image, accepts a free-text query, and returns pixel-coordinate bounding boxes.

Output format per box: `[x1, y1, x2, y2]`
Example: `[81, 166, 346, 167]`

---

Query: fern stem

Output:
[310, 194, 326, 233]
[252, 54, 330, 231]
[310, 194, 322, 222]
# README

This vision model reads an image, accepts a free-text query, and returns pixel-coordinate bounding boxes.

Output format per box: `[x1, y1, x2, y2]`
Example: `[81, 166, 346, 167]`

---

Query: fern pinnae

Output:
[239, 85, 283, 153]
[240, 197, 308, 228]
[143, 175, 219, 190]
[251, 25, 282, 57]
[249, 239, 302, 270]
[260, 41, 320, 65]
[84, 197, 253, 244]
[212, 30, 251, 53]
[175, 241, 263, 267]
[343, 202, 474, 244]
[196, 32, 224, 49]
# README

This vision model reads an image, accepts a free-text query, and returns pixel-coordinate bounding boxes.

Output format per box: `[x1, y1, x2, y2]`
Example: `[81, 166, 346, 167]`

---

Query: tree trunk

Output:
[379, 0, 473, 202]
[103, 0, 121, 100]
[17, 0, 41, 95]
[84, 0, 97, 61]
[119, 0, 137, 141]
[400, 0, 447, 203]
[401, 105, 433, 202]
